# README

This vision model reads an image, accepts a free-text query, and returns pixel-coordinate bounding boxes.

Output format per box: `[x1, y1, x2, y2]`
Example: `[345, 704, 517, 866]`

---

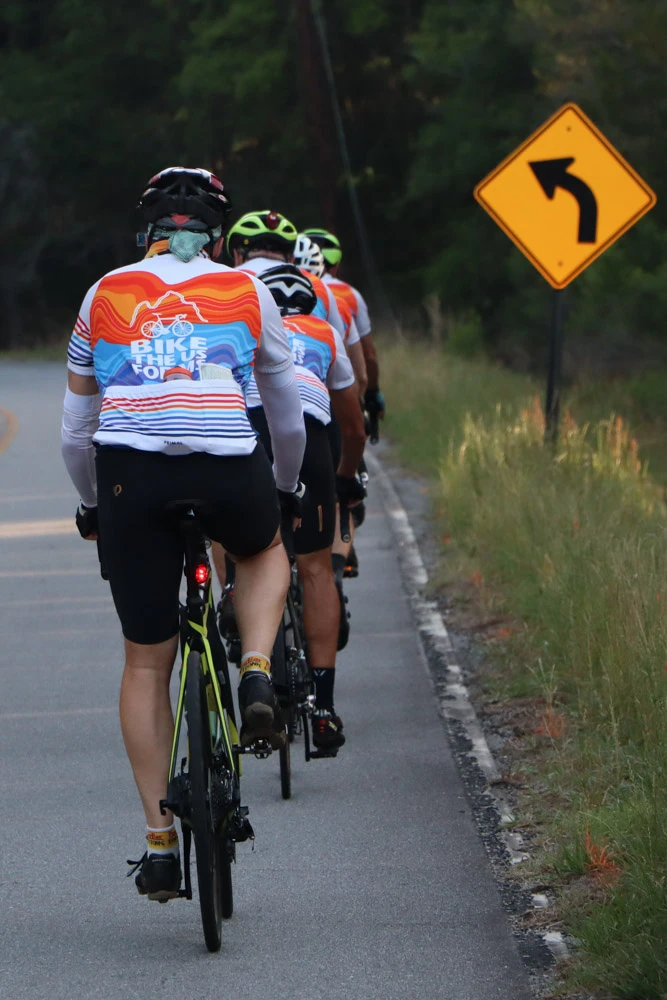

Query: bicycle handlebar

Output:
[367, 410, 380, 445]
[339, 503, 352, 544]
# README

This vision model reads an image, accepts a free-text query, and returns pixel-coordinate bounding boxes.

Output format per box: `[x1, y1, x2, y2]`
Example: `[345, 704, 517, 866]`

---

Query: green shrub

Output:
[446, 310, 485, 358]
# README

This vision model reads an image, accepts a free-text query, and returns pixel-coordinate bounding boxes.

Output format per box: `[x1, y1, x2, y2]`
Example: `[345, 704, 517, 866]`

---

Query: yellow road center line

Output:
[0, 706, 116, 721]
[0, 568, 99, 578]
[0, 406, 19, 456]
[0, 517, 74, 539]
[4, 595, 111, 606]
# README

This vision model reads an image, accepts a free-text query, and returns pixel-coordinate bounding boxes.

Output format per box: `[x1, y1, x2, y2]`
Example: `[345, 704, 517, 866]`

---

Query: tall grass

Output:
[384, 342, 667, 998]
[381, 340, 534, 475]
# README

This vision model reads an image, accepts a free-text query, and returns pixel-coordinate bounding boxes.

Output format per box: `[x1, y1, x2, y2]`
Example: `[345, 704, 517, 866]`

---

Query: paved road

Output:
[0, 362, 531, 1000]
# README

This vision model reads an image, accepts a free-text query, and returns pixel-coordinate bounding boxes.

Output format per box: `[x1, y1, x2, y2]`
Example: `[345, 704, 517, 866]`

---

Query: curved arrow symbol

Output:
[529, 157, 598, 243]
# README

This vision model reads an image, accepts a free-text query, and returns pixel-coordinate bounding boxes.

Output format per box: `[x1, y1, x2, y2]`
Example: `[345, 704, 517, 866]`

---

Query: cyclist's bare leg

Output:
[232, 528, 289, 656]
[211, 540, 228, 590]
[296, 547, 339, 666]
[119, 633, 179, 828]
[120, 531, 288, 827]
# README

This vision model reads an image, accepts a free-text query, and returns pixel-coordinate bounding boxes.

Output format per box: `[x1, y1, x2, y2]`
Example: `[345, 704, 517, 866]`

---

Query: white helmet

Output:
[294, 234, 325, 277]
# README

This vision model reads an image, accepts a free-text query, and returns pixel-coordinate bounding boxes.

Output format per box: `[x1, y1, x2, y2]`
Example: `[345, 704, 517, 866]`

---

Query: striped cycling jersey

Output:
[67, 253, 293, 456]
[238, 257, 354, 425]
[245, 314, 354, 424]
[322, 274, 371, 339]
[305, 270, 359, 346]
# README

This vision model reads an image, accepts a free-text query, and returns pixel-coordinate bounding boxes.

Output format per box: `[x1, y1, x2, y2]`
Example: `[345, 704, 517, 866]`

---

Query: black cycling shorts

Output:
[249, 409, 336, 556]
[96, 445, 279, 645]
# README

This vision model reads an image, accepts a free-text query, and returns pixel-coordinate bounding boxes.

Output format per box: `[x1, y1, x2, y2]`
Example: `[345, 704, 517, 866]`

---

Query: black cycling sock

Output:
[331, 553, 345, 584]
[313, 668, 335, 711]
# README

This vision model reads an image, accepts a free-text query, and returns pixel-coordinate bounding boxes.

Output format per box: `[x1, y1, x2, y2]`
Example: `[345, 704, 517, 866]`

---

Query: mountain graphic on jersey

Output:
[88, 270, 262, 390]
[128, 288, 208, 330]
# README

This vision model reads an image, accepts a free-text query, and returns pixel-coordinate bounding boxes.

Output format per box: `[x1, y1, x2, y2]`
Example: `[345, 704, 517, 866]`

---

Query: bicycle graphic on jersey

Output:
[141, 313, 195, 340]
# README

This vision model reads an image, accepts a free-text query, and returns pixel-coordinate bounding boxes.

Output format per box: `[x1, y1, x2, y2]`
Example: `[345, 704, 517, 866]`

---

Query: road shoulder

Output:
[369, 443, 568, 999]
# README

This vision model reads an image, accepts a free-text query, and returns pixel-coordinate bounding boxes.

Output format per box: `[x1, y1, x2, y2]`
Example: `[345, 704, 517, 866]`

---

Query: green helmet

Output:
[303, 228, 342, 266]
[226, 210, 298, 258]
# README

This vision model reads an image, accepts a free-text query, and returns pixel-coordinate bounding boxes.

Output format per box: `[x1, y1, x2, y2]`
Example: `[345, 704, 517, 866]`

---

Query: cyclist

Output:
[225, 211, 351, 344]
[303, 228, 384, 427]
[293, 233, 367, 399]
[226, 213, 366, 747]
[61, 168, 306, 900]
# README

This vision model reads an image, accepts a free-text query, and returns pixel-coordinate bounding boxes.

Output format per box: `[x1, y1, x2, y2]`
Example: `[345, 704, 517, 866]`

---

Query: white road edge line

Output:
[366, 449, 566, 962]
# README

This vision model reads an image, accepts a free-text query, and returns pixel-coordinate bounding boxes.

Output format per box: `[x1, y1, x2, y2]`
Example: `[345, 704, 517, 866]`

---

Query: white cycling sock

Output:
[146, 824, 179, 858]
[240, 652, 271, 677]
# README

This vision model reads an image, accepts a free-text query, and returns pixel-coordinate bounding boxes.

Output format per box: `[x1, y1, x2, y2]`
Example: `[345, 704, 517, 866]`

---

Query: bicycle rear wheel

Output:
[279, 738, 291, 800]
[272, 621, 292, 798]
[186, 650, 230, 952]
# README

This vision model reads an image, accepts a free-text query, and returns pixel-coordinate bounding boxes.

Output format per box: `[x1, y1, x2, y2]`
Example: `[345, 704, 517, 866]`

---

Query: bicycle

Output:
[217, 518, 342, 803]
[158, 504, 258, 952]
[271, 556, 311, 799]
[271, 518, 343, 799]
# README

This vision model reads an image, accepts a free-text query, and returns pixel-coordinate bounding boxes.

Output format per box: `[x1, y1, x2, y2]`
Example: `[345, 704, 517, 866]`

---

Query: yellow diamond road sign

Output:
[474, 103, 657, 289]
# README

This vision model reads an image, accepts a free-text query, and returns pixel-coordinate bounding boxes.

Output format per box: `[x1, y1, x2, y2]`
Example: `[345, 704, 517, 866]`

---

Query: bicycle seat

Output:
[164, 501, 211, 545]
[164, 499, 207, 516]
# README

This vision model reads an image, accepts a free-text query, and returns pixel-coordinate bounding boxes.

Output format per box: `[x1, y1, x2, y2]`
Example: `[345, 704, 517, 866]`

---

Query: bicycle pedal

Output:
[252, 739, 272, 759]
[236, 738, 273, 759]
[309, 749, 339, 759]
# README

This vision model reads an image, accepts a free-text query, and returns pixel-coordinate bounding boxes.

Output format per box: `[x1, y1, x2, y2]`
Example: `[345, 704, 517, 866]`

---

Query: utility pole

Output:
[294, 0, 338, 230]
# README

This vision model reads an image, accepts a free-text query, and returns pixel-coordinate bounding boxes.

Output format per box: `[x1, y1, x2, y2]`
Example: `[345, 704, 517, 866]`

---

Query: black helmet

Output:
[138, 167, 232, 231]
[259, 264, 317, 316]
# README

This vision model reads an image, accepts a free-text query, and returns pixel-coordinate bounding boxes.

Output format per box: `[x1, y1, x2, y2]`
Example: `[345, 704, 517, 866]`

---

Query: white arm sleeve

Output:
[327, 327, 355, 391]
[253, 280, 306, 491]
[253, 279, 295, 375]
[255, 367, 306, 493]
[61, 387, 101, 507]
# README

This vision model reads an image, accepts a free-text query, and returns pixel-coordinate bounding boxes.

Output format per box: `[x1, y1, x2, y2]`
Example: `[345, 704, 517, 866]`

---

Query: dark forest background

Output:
[1, 0, 666, 375]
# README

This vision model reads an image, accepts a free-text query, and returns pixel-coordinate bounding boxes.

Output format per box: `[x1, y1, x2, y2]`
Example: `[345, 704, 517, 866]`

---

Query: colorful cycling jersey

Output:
[67, 253, 293, 456]
[239, 259, 355, 425]
[322, 273, 371, 338]
[303, 270, 360, 347]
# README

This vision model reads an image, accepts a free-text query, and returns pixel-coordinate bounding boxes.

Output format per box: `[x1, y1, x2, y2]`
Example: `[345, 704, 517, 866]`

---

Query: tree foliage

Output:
[0, 0, 664, 370]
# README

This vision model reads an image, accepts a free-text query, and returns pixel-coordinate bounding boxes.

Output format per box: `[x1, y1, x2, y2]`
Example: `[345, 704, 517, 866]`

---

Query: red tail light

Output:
[194, 563, 209, 585]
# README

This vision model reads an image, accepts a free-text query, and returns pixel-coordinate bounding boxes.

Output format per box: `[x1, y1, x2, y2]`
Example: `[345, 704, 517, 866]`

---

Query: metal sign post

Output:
[544, 289, 566, 442]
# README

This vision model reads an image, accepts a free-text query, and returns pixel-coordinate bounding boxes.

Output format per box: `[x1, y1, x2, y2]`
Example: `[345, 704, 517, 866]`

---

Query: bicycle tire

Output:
[271, 619, 288, 698]
[271, 620, 292, 797]
[220, 845, 233, 920]
[186, 650, 228, 952]
[279, 736, 291, 800]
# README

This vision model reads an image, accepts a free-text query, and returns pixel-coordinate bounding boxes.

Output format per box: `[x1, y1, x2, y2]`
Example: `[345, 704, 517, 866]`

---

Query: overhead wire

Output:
[308, 0, 397, 327]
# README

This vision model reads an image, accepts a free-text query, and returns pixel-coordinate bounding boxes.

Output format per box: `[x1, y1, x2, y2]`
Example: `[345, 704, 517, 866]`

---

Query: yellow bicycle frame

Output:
[168, 587, 240, 780]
